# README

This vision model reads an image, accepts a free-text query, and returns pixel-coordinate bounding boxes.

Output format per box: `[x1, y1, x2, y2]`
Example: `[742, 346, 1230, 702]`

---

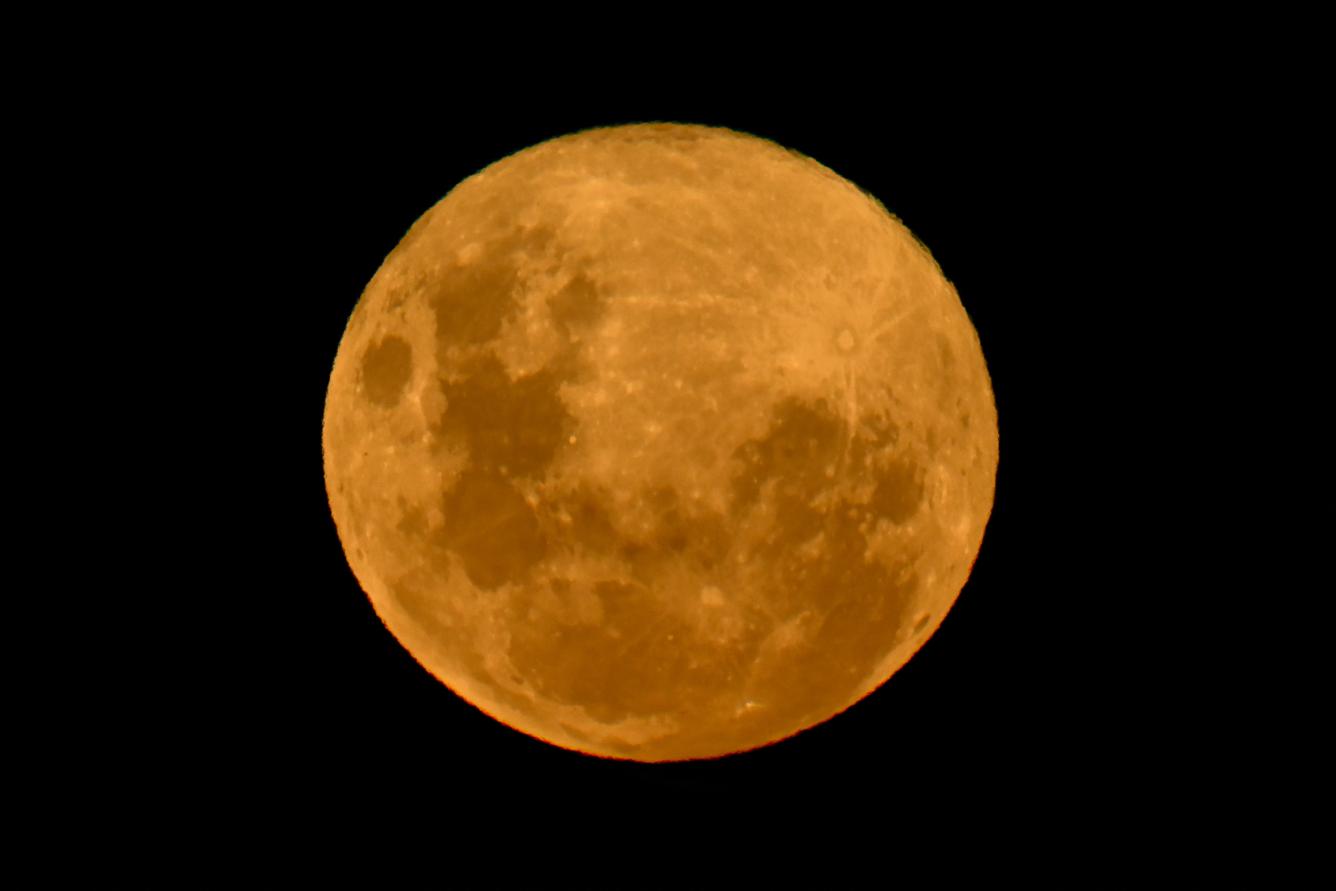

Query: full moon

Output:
[322, 123, 997, 761]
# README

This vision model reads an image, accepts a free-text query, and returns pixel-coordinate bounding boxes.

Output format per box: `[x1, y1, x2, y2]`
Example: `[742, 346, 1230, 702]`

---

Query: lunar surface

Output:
[322, 123, 997, 761]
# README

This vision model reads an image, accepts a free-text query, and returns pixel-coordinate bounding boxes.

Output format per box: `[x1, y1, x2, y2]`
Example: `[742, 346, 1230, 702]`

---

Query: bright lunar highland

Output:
[322, 123, 998, 761]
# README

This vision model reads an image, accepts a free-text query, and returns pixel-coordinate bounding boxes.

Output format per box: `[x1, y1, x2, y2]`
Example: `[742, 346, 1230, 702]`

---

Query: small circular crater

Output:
[836, 328, 856, 352]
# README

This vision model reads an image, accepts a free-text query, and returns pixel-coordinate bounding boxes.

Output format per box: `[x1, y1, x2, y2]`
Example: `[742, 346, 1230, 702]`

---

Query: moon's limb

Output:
[323, 123, 997, 761]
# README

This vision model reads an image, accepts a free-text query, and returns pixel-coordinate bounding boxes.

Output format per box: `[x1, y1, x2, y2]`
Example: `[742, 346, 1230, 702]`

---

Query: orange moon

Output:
[322, 123, 997, 761]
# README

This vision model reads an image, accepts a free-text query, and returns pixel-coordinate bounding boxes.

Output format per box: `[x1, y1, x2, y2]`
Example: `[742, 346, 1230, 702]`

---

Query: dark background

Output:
[172, 81, 1163, 829]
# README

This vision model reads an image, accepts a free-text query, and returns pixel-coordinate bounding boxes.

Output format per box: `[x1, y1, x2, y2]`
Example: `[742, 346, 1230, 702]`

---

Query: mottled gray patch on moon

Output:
[438, 468, 547, 591]
[359, 335, 412, 407]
